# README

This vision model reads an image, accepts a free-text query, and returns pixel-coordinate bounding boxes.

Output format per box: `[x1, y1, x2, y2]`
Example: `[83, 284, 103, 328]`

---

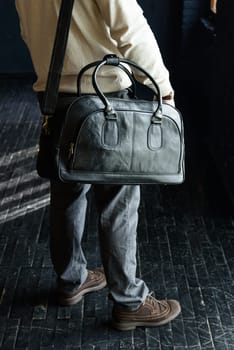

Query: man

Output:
[15, 0, 181, 331]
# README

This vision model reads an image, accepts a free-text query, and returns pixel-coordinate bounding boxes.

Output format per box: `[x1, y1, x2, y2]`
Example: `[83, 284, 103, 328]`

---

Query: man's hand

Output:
[163, 92, 175, 107]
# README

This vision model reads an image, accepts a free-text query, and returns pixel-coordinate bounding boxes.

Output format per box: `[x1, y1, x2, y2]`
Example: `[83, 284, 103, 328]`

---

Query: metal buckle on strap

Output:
[42, 115, 52, 135]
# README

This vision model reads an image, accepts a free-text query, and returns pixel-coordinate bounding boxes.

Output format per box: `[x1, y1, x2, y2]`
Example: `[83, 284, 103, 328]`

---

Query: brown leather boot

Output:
[112, 294, 181, 331]
[57, 269, 107, 306]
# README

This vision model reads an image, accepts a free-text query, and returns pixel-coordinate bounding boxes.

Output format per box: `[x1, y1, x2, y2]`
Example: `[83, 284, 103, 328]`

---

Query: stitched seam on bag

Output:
[147, 124, 163, 151]
[164, 113, 184, 172]
[101, 119, 119, 149]
[71, 112, 100, 168]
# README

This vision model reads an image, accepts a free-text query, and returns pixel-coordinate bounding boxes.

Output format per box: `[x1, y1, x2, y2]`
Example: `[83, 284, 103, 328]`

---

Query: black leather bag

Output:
[36, 0, 185, 184]
[55, 55, 185, 184]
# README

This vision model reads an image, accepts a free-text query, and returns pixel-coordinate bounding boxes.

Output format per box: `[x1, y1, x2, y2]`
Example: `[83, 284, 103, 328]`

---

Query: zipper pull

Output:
[68, 142, 74, 160]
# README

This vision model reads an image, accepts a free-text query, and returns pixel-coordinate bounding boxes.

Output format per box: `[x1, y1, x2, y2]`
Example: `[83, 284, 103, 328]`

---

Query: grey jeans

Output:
[49, 90, 149, 309]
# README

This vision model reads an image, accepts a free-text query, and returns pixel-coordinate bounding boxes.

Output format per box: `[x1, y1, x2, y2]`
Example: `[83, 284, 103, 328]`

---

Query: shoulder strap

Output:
[41, 0, 75, 116]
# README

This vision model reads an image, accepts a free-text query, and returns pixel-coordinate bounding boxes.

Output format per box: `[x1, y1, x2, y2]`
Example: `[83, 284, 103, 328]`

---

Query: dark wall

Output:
[0, 0, 33, 73]
[177, 0, 234, 205]
[138, 0, 182, 73]
[209, 0, 234, 203]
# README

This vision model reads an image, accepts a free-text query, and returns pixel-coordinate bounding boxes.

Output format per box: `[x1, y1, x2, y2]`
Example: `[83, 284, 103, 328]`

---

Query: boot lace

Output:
[144, 292, 168, 309]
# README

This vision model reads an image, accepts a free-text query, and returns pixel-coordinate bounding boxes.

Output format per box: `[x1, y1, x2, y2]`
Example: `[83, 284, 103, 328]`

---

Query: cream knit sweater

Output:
[15, 0, 174, 97]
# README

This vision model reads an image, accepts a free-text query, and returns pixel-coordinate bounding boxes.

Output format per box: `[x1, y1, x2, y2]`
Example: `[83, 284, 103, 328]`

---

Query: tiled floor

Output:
[0, 77, 234, 349]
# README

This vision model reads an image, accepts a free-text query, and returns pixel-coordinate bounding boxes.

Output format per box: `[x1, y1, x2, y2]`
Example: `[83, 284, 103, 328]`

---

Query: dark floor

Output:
[0, 77, 234, 350]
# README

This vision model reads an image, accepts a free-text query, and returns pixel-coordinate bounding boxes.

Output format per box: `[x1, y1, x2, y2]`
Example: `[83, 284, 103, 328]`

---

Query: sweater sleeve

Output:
[95, 0, 174, 97]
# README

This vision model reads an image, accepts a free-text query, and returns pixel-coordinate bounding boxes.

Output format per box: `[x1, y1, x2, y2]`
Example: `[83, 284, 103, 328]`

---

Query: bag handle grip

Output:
[77, 58, 137, 98]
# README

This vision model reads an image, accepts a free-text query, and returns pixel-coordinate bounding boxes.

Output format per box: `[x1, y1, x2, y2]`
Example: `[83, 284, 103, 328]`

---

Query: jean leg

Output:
[94, 185, 149, 309]
[50, 181, 91, 285]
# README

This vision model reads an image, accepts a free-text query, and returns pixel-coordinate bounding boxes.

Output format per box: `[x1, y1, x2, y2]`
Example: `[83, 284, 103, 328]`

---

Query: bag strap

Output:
[41, 0, 75, 117]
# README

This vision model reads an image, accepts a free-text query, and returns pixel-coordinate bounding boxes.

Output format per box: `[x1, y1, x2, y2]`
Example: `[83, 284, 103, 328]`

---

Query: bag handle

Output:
[41, 0, 75, 116]
[92, 55, 163, 122]
[77, 60, 137, 98]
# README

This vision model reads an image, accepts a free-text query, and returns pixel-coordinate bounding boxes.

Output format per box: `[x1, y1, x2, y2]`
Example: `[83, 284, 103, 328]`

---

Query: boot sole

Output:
[58, 280, 107, 306]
